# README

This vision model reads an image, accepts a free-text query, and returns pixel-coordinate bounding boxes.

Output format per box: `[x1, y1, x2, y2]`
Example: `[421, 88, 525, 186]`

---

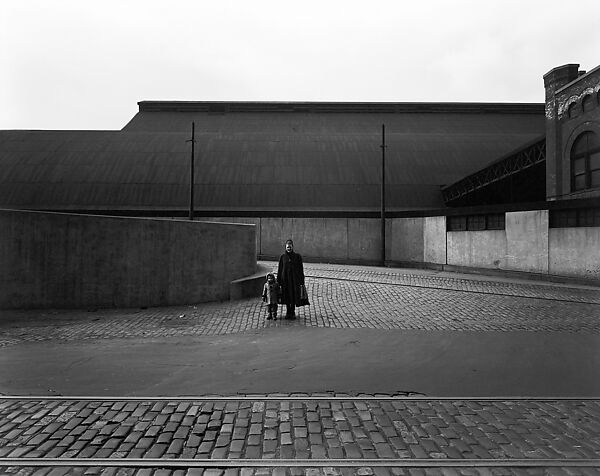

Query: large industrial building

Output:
[0, 101, 546, 214]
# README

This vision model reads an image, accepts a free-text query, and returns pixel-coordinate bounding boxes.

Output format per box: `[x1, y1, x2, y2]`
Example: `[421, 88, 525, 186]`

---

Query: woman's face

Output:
[285, 242, 293, 252]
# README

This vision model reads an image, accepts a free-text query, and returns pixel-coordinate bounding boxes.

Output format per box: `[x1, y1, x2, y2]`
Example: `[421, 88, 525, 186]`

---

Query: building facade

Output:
[544, 63, 600, 201]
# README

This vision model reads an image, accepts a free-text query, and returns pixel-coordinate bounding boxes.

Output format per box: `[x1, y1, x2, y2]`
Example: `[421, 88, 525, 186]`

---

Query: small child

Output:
[262, 273, 280, 320]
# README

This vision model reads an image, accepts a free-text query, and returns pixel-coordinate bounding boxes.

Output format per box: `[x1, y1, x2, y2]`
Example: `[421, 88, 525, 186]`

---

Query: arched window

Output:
[582, 95, 594, 112]
[571, 131, 600, 191]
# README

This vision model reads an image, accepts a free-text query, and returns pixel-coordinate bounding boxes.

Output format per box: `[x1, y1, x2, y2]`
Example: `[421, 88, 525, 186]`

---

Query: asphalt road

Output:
[1, 326, 600, 397]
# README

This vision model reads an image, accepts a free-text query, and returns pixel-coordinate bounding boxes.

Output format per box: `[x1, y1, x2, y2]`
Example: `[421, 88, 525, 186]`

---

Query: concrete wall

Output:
[423, 217, 447, 264]
[505, 211, 549, 273]
[446, 211, 549, 273]
[198, 212, 597, 282]
[447, 231, 508, 270]
[549, 227, 600, 280]
[389, 218, 424, 263]
[388, 216, 446, 265]
[195, 217, 261, 255]
[0, 209, 256, 309]
[257, 216, 448, 267]
[259, 217, 381, 263]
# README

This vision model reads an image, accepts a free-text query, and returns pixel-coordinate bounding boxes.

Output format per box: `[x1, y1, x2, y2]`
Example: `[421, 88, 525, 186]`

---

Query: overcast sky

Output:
[2, 0, 599, 130]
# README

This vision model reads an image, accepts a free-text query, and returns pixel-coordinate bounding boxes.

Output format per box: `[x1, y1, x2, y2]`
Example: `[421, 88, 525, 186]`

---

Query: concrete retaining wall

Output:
[446, 211, 550, 273]
[7, 207, 595, 311]
[505, 211, 549, 273]
[389, 216, 446, 265]
[212, 212, 598, 282]
[257, 217, 381, 263]
[389, 218, 424, 263]
[423, 217, 447, 265]
[0, 209, 256, 309]
[447, 230, 508, 270]
[549, 227, 600, 280]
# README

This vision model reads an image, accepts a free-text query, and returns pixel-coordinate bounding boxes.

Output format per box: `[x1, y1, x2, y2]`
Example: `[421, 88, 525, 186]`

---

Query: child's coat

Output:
[262, 280, 280, 305]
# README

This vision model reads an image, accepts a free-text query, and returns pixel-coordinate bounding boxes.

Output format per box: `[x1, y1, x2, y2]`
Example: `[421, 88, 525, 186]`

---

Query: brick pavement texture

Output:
[0, 397, 599, 475]
[1, 263, 599, 348]
[0, 467, 598, 476]
[2, 467, 599, 476]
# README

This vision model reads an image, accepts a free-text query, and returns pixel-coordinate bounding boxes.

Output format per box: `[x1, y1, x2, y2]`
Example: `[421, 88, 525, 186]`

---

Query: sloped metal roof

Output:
[0, 102, 545, 212]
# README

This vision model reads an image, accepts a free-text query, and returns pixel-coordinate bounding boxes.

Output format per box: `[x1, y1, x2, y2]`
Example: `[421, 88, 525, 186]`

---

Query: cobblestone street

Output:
[1, 263, 599, 475]
[1, 263, 599, 347]
[1, 396, 600, 475]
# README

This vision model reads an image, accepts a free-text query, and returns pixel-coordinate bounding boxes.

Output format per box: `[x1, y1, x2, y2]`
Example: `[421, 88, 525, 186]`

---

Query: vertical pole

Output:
[380, 123, 386, 265]
[189, 122, 195, 221]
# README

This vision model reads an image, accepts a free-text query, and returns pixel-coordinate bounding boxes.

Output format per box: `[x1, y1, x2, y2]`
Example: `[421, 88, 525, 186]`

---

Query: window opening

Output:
[447, 213, 505, 231]
[582, 95, 594, 112]
[550, 207, 600, 228]
[571, 131, 600, 191]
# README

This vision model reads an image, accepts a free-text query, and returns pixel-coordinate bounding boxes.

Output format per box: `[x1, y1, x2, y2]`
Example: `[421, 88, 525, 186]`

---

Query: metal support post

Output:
[186, 122, 196, 220]
[380, 124, 386, 265]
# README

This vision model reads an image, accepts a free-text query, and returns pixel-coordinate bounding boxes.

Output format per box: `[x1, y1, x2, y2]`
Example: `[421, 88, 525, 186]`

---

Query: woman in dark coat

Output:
[277, 239, 306, 319]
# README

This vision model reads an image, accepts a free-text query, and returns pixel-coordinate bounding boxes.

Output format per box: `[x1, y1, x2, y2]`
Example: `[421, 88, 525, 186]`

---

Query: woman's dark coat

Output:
[277, 251, 305, 306]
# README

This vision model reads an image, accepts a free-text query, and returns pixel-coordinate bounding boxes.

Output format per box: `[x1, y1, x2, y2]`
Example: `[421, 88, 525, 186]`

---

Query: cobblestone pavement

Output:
[1, 263, 599, 348]
[300, 264, 600, 305]
[0, 396, 599, 475]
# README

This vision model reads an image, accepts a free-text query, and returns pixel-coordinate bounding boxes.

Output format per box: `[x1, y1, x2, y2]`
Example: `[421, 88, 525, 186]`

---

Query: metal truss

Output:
[441, 137, 546, 204]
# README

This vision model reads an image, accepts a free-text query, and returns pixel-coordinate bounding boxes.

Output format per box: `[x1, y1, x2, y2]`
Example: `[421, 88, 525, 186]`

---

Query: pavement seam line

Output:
[1, 458, 600, 468]
[306, 274, 600, 306]
[301, 264, 600, 293]
[1, 396, 599, 401]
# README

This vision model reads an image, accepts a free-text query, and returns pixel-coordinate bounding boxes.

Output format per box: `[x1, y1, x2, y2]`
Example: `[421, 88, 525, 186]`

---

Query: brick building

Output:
[544, 64, 600, 201]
